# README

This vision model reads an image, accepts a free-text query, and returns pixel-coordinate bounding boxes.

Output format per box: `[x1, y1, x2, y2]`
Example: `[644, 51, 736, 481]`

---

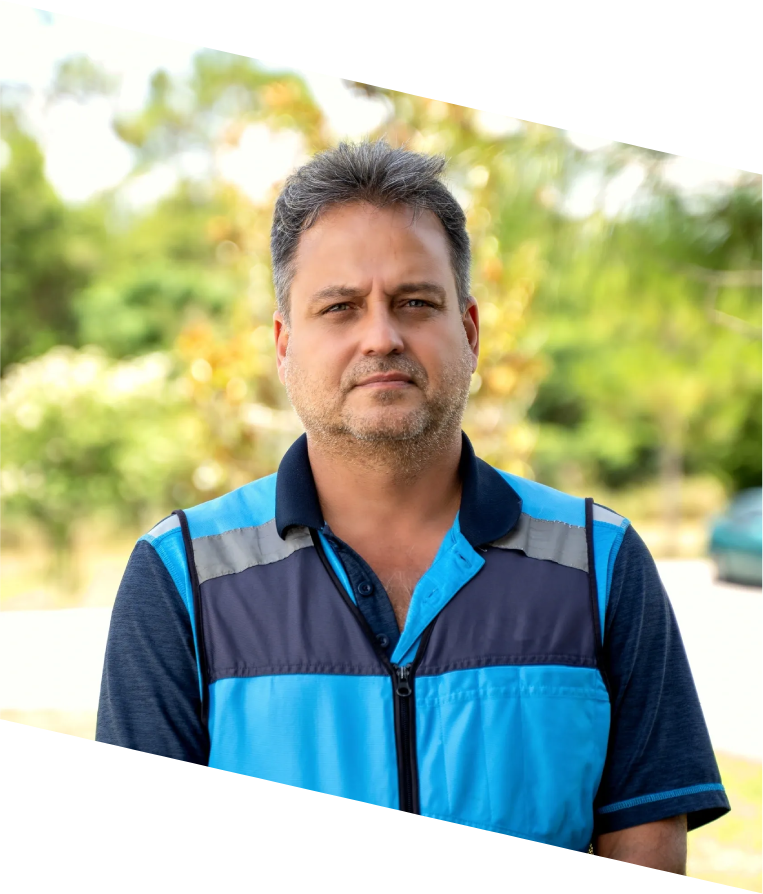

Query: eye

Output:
[323, 302, 352, 314]
[403, 299, 432, 308]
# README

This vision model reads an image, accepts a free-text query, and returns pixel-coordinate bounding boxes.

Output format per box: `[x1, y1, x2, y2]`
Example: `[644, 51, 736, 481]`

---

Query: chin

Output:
[344, 410, 429, 441]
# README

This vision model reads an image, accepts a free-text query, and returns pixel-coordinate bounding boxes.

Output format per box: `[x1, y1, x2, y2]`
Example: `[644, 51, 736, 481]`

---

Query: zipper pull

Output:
[395, 664, 412, 697]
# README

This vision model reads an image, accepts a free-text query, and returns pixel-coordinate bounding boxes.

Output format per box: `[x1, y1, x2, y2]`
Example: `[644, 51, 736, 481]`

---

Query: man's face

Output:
[274, 201, 479, 445]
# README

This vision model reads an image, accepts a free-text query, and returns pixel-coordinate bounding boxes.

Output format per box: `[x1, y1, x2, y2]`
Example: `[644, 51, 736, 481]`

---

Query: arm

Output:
[594, 815, 687, 874]
[592, 525, 729, 860]
[96, 538, 209, 764]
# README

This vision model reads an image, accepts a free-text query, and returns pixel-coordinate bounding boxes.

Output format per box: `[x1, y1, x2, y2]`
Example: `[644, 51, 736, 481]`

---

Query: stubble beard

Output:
[283, 339, 474, 476]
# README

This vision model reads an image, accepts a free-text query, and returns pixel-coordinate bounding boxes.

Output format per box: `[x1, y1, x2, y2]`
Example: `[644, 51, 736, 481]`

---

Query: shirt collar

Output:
[275, 432, 522, 547]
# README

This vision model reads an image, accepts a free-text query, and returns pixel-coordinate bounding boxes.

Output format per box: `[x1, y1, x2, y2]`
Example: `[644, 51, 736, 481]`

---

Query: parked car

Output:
[708, 487, 762, 586]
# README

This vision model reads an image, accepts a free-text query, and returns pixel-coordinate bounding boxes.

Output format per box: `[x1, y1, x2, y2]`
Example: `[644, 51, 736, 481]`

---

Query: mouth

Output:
[354, 372, 415, 389]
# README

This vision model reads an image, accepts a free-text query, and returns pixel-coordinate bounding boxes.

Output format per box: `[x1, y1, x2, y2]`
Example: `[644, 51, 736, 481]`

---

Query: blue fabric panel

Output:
[592, 517, 629, 641]
[415, 664, 610, 851]
[139, 525, 202, 698]
[207, 674, 399, 808]
[497, 472, 585, 527]
[318, 530, 356, 605]
[390, 526, 484, 666]
[200, 546, 385, 683]
[143, 514, 180, 541]
[418, 548, 596, 676]
[185, 473, 278, 539]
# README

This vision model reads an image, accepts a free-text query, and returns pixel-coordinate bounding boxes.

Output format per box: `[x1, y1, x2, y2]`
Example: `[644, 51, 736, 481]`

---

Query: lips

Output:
[355, 372, 414, 387]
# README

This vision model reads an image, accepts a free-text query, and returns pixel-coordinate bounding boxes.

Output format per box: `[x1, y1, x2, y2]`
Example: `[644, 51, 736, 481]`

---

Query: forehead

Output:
[289, 202, 456, 296]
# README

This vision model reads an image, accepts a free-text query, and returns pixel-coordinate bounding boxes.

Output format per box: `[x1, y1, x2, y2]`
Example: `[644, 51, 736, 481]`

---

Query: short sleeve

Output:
[593, 525, 731, 834]
[96, 539, 209, 764]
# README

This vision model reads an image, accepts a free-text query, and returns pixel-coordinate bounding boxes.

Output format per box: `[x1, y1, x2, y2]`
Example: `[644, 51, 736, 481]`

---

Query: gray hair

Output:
[270, 139, 471, 322]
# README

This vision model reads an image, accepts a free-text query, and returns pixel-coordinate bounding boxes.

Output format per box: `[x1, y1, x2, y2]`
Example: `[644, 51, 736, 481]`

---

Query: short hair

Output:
[270, 139, 471, 321]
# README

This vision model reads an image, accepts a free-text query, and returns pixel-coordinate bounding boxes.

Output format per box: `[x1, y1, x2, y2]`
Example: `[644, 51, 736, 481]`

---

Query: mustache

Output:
[343, 357, 427, 390]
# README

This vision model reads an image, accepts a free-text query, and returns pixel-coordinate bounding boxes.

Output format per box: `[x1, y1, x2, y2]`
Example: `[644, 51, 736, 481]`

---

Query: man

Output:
[97, 140, 729, 871]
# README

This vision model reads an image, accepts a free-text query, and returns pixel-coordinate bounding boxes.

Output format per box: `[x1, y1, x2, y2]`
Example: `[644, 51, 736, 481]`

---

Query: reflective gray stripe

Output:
[490, 513, 588, 573]
[194, 519, 313, 584]
[147, 515, 180, 539]
[592, 504, 625, 526]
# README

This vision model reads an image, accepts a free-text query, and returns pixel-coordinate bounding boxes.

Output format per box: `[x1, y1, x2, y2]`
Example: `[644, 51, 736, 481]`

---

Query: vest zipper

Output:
[309, 528, 436, 817]
[394, 664, 416, 813]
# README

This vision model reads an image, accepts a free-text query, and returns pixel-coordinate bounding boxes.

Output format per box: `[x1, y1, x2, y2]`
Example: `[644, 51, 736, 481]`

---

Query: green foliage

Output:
[528, 168, 762, 494]
[0, 108, 107, 371]
[0, 348, 201, 557]
[50, 54, 120, 102]
[113, 49, 326, 169]
[75, 263, 235, 357]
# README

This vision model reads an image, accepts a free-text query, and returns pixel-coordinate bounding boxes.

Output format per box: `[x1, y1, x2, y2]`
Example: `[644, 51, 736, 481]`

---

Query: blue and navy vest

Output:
[142, 434, 629, 851]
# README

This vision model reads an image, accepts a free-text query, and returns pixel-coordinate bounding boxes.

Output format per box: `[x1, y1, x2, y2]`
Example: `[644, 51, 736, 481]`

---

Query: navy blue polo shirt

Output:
[96, 435, 730, 836]
[275, 434, 522, 658]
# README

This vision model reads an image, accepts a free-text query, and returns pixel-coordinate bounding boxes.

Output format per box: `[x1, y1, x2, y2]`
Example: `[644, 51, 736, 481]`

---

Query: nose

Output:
[358, 301, 405, 356]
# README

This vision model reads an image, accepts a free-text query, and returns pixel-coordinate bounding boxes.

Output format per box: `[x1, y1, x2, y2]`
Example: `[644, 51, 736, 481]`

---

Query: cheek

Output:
[415, 328, 469, 374]
[287, 333, 352, 385]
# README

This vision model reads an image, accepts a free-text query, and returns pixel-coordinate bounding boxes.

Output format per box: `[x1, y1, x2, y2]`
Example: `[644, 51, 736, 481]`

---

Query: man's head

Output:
[270, 140, 479, 460]
[271, 140, 471, 322]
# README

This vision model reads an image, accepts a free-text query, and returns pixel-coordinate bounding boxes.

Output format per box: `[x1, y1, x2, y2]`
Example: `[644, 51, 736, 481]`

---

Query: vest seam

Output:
[209, 664, 387, 681]
[192, 517, 279, 543]
[419, 655, 598, 675]
[417, 686, 611, 706]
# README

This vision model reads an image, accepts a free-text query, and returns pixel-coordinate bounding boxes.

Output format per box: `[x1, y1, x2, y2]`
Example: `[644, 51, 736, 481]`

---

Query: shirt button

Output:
[357, 581, 374, 597]
[376, 634, 390, 649]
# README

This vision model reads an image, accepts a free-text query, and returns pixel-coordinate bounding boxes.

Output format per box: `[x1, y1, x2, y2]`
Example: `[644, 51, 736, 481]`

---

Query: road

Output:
[653, 560, 761, 761]
[1, 559, 760, 759]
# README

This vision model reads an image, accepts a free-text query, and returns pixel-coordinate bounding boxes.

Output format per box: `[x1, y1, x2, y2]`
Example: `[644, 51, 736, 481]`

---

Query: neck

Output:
[306, 427, 464, 535]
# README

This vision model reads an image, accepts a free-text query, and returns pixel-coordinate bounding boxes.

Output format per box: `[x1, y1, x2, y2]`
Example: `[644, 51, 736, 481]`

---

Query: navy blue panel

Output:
[417, 548, 596, 676]
[200, 545, 385, 682]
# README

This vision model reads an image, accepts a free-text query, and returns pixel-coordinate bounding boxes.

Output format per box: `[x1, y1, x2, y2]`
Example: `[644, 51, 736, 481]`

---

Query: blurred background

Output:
[0, 5, 760, 889]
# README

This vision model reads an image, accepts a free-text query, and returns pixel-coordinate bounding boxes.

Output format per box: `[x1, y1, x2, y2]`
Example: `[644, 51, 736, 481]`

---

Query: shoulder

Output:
[606, 524, 667, 620]
[494, 468, 631, 533]
[141, 472, 279, 546]
[183, 472, 279, 537]
[136, 473, 278, 598]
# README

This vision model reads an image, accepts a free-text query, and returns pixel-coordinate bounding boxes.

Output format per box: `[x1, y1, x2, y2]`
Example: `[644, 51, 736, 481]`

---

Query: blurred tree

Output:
[73, 181, 257, 357]
[0, 348, 203, 588]
[113, 49, 328, 174]
[0, 106, 108, 372]
[527, 154, 761, 546]
[49, 53, 120, 103]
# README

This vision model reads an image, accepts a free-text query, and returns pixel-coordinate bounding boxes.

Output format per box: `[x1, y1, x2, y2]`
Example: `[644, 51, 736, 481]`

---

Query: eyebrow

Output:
[307, 281, 447, 308]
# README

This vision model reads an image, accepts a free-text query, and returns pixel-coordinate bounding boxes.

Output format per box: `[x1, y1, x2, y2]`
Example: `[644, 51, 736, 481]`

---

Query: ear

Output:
[273, 310, 289, 385]
[462, 296, 480, 373]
